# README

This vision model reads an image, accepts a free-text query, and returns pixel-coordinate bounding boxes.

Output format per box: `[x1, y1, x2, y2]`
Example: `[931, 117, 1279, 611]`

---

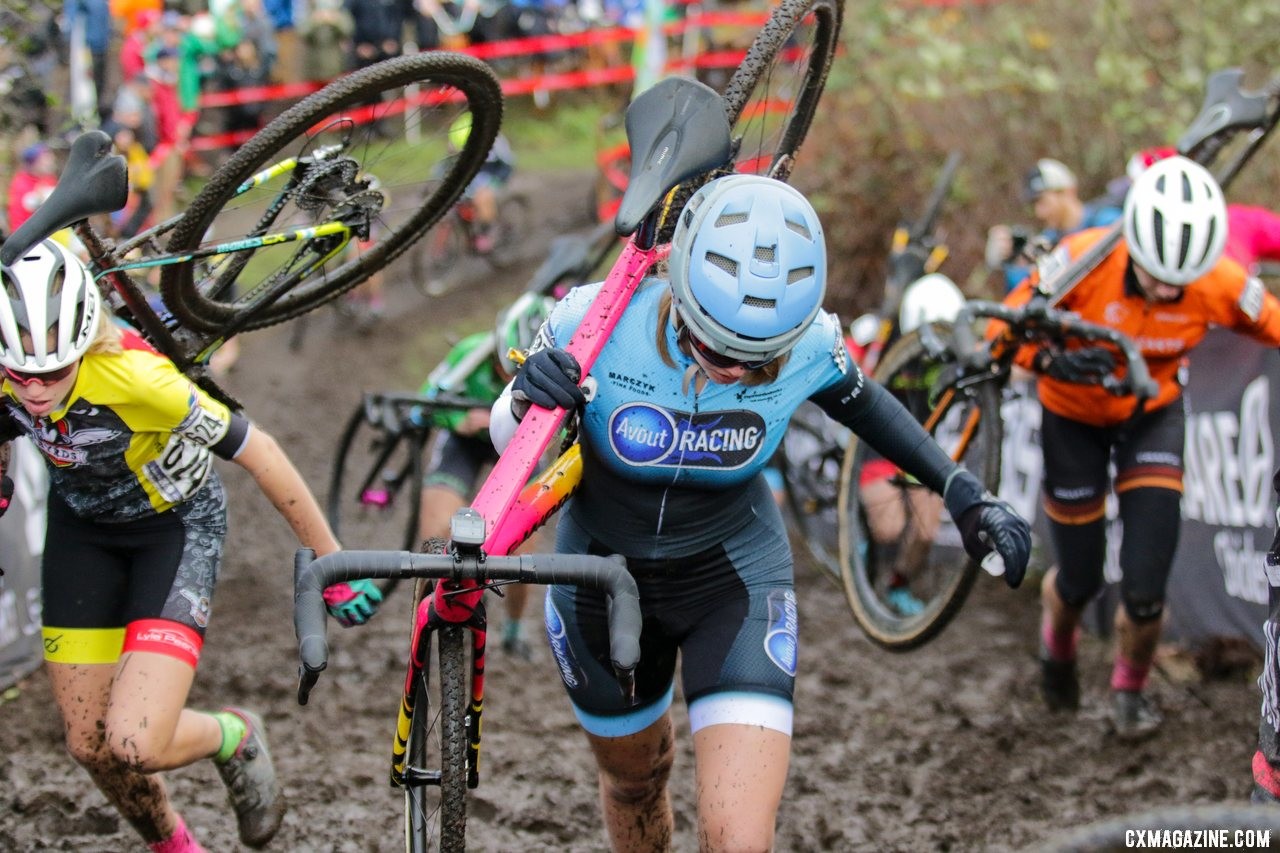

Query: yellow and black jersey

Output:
[0, 330, 249, 522]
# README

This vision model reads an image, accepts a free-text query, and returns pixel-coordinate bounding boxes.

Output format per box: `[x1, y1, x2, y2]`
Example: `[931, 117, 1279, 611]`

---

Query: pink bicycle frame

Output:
[422, 238, 668, 628]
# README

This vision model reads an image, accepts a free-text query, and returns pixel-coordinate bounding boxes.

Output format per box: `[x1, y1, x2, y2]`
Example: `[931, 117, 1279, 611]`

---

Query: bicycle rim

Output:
[721, 0, 842, 180]
[327, 404, 426, 595]
[404, 625, 469, 853]
[652, 0, 841, 243]
[485, 193, 532, 270]
[836, 325, 1001, 650]
[161, 53, 504, 334]
[781, 401, 845, 585]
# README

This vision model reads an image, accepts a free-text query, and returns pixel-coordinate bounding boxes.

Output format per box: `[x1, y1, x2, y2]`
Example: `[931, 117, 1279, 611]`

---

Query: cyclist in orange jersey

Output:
[993, 156, 1280, 740]
[0, 240, 373, 851]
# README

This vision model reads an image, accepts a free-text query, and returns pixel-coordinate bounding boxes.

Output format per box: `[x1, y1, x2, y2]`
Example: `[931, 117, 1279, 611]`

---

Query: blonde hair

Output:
[85, 306, 123, 357]
[655, 289, 785, 386]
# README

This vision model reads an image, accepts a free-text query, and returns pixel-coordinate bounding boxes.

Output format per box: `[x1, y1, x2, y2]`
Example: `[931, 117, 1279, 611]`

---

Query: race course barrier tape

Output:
[191, 13, 772, 151]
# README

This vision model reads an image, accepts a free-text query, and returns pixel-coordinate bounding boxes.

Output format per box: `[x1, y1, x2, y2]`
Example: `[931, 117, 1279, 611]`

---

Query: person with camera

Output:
[985, 158, 1122, 293]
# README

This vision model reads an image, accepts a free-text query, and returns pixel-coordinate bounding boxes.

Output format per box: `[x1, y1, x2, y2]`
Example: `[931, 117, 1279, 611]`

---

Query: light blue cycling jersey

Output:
[539, 279, 854, 558]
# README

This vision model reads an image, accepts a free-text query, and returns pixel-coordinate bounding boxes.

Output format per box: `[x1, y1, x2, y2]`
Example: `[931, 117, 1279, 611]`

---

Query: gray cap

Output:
[1022, 158, 1076, 201]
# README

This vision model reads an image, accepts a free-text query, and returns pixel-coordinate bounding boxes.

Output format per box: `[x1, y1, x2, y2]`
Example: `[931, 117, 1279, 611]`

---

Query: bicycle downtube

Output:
[471, 240, 665, 556]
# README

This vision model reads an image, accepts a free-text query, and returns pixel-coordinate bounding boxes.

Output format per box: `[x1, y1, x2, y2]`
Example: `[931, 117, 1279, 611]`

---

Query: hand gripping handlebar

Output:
[950, 299, 1160, 404]
[293, 548, 642, 705]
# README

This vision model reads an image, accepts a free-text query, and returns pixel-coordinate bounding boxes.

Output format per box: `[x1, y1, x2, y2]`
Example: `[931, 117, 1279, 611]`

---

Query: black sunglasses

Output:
[682, 327, 773, 371]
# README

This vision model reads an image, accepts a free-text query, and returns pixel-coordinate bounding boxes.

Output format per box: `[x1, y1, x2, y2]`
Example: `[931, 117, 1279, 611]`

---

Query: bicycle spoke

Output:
[162, 54, 503, 334]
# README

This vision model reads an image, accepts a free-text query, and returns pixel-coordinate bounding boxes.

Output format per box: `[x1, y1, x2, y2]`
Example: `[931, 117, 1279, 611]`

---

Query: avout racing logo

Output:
[608, 403, 766, 470]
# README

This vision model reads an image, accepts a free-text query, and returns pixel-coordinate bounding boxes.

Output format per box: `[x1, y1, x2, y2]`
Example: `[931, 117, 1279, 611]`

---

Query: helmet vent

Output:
[743, 295, 775, 309]
[754, 245, 775, 263]
[787, 266, 814, 285]
[715, 212, 749, 227]
[1151, 210, 1166, 263]
[705, 252, 739, 277]
[49, 267, 66, 299]
[785, 220, 812, 240]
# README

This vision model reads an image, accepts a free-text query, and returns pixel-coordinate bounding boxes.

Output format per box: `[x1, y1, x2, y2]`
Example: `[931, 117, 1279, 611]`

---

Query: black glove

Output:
[511, 348, 586, 414]
[943, 469, 1032, 589]
[1033, 346, 1116, 383]
[0, 475, 11, 519]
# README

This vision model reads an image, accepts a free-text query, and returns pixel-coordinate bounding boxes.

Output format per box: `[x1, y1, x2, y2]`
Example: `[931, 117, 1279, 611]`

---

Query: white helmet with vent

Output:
[0, 239, 100, 373]
[898, 273, 965, 334]
[1123, 155, 1226, 286]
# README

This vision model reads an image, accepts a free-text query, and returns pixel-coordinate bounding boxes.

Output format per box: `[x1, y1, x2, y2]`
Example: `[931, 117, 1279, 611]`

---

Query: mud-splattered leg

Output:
[587, 713, 677, 852]
[693, 723, 789, 853]
[46, 653, 222, 844]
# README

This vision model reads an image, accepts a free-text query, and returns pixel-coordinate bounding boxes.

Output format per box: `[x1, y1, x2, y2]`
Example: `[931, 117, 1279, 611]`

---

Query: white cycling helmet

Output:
[0, 239, 100, 373]
[848, 313, 881, 348]
[898, 273, 965, 334]
[669, 174, 826, 363]
[495, 289, 554, 376]
[1123, 155, 1226, 286]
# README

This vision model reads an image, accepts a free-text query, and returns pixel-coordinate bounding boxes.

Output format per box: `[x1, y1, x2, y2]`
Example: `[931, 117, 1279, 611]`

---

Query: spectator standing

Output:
[6, 145, 59, 234]
[345, 0, 408, 70]
[63, 0, 112, 119]
[301, 0, 355, 83]
[985, 158, 1122, 293]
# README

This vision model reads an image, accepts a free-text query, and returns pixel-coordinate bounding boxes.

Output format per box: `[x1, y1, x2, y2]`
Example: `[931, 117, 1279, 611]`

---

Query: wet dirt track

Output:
[0, 169, 1265, 852]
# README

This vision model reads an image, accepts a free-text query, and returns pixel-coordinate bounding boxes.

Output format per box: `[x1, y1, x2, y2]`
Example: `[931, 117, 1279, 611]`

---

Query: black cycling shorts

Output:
[423, 432, 498, 497]
[41, 474, 227, 666]
[1041, 404, 1185, 610]
[545, 492, 797, 739]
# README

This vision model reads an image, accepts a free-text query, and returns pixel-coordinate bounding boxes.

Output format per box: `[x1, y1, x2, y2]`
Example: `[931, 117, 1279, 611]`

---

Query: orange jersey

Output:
[998, 227, 1280, 427]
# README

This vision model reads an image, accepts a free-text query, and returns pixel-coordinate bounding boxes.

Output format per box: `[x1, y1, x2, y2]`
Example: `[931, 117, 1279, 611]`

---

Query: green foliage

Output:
[802, 0, 1280, 317]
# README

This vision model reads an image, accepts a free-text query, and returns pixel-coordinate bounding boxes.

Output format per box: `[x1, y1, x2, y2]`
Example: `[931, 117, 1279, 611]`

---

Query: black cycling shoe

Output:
[215, 708, 286, 848]
[1110, 690, 1163, 742]
[1039, 653, 1080, 712]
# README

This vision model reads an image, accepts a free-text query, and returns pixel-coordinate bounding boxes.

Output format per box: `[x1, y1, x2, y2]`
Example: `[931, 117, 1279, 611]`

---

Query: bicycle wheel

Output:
[836, 324, 1002, 650]
[327, 403, 427, 595]
[780, 401, 846, 584]
[161, 52, 504, 334]
[485, 192, 532, 270]
[404, 622, 469, 853]
[721, 0, 842, 181]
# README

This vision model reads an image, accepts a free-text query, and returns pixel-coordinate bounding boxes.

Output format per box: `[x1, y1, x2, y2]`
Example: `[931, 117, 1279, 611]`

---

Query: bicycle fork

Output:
[391, 582, 488, 790]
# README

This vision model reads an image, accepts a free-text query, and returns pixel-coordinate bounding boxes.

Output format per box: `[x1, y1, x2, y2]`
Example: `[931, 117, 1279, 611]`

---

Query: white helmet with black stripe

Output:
[0, 239, 100, 372]
[1123, 155, 1226, 286]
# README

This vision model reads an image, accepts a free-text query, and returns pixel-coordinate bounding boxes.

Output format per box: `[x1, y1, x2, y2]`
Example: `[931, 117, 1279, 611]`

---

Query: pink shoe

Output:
[149, 815, 206, 853]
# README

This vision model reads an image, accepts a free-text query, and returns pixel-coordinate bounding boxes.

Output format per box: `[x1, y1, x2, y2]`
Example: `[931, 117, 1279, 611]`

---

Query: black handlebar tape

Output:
[517, 553, 641, 672]
[292, 549, 643, 696]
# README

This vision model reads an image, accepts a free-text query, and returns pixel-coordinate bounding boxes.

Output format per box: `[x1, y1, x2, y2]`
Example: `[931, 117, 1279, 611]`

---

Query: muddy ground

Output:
[0, 168, 1268, 852]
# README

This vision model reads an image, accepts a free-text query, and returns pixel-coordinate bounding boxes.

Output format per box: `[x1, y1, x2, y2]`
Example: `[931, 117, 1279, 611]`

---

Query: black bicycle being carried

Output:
[837, 67, 1280, 651]
[0, 52, 509, 406]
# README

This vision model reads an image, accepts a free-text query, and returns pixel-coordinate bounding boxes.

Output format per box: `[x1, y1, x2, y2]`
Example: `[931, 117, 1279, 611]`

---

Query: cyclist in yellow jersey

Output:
[0, 240, 378, 852]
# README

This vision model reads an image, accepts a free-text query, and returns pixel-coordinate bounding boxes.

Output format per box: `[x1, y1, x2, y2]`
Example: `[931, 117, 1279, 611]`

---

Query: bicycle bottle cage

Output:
[1, 130, 129, 266]
[1178, 68, 1272, 158]
[614, 76, 732, 239]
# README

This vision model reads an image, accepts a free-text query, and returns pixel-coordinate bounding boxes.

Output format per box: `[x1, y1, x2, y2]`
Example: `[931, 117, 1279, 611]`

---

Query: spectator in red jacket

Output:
[6, 144, 59, 233]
